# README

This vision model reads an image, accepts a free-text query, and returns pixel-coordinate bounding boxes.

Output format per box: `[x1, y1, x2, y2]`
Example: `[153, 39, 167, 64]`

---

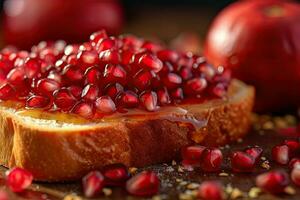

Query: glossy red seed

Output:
[39, 48, 57, 64]
[184, 78, 207, 96]
[126, 171, 160, 197]
[96, 38, 116, 51]
[77, 51, 99, 66]
[79, 42, 94, 51]
[84, 67, 101, 84]
[81, 84, 99, 101]
[105, 83, 124, 99]
[157, 88, 171, 105]
[95, 96, 116, 113]
[138, 54, 163, 73]
[289, 158, 300, 169]
[26, 95, 50, 108]
[134, 70, 156, 90]
[36, 78, 60, 96]
[120, 49, 134, 65]
[64, 44, 79, 56]
[72, 102, 94, 118]
[65, 54, 78, 65]
[68, 85, 82, 99]
[24, 58, 41, 78]
[0, 58, 14, 73]
[181, 145, 206, 163]
[121, 35, 142, 49]
[6, 168, 33, 193]
[103, 64, 127, 84]
[178, 67, 192, 80]
[212, 83, 227, 98]
[163, 73, 182, 89]
[62, 65, 83, 82]
[284, 140, 300, 155]
[157, 50, 179, 63]
[139, 91, 158, 111]
[90, 30, 108, 45]
[291, 166, 300, 186]
[0, 70, 6, 85]
[231, 151, 256, 172]
[102, 164, 130, 186]
[159, 62, 174, 76]
[141, 41, 162, 52]
[0, 84, 15, 100]
[272, 144, 290, 165]
[197, 64, 216, 80]
[197, 181, 225, 200]
[170, 88, 184, 100]
[244, 146, 263, 162]
[256, 171, 289, 194]
[53, 88, 76, 111]
[7, 68, 25, 85]
[99, 49, 120, 64]
[116, 91, 139, 108]
[200, 148, 223, 172]
[82, 171, 105, 198]
[47, 71, 62, 84]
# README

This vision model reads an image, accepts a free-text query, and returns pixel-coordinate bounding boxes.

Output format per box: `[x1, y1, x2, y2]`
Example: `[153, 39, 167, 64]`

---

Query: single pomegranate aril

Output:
[138, 54, 163, 72]
[53, 88, 76, 111]
[157, 88, 171, 105]
[79, 42, 93, 52]
[26, 95, 50, 108]
[81, 84, 99, 101]
[211, 83, 227, 98]
[82, 171, 105, 198]
[139, 91, 158, 111]
[272, 144, 290, 165]
[231, 151, 256, 172]
[116, 91, 139, 108]
[84, 67, 101, 84]
[47, 71, 62, 84]
[179, 67, 192, 80]
[77, 50, 99, 66]
[256, 171, 289, 194]
[64, 44, 79, 56]
[141, 41, 162, 52]
[181, 145, 206, 164]
[62, 65, 83, 82]
[72, 102, 94, 118]
[96, 38, 116, 51]
[102, 164, 130, 186]
[24, 58, 41, 78]
[244, 146, 263, 162]
[95, 96, 116, 113]
[284, 140, 300, 156]
[157, 50, 179, 63]
[7, 68, 25, 85]
[126, 171, 160, 197]
[200, 148, 223, 172]
[163, 73, 182, 89]
[36, 78, 60, 96]
[133, 69, 156, 91]
[120, 49, 134, 65]
[291, 166, 300, 186]
[121, 35, 142, 49]
[90, 30, 108, 45]
[184, 78, 207, 96]
[103, 64, 127, 84]
[105, 83, 124, 99]
[289, 158, 300, 169]
[68, 85, 82, 99]
[197, 181, 225, 200]
[170, 88, 184, 100]
[0, 84, 15, 100]
[99, 49, 120, 64]
[5, 167, 33, 193]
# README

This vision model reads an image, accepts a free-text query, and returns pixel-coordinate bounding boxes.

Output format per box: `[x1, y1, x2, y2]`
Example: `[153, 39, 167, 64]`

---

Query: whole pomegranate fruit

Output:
[204, 0, 300, 112]
[3, 0, 123, 49]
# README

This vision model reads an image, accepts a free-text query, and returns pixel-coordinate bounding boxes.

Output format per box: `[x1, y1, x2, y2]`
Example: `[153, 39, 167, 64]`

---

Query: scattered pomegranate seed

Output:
[289, 158, 300, 169]
[256, 171, 289, 194]
[126, 171, 160, 197]
[116, 91, 139, 108]
[284, 140, 300, 156]
[200, 148, 223, 172]
[82, 171, 105, 198]
[138, 53, 163, 73]
[181, 145, 206, 165]
[291, 166, 300, 186]
[102, 164, 130, 186]
[5, 167, 33, 193]
[26, 95, 50, 108]
[0, 83, 15, 100]
[95, 96, 116, 113]
[244, 146, 263, 162]
[53, 88, 76, 111]
[72, 101, 94, 118]
[230, 151, 256, 172]
[272, 144, 290, 165]
[197, 181, 225, 200]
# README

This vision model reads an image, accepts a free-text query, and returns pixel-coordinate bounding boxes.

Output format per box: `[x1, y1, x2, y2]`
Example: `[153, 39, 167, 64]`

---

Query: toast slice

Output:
[0, 79, 254, 181]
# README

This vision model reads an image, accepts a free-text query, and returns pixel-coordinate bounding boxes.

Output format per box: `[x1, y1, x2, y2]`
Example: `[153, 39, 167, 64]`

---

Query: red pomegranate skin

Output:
[3, 0, 123, 49]
[204, 0, 300, 112]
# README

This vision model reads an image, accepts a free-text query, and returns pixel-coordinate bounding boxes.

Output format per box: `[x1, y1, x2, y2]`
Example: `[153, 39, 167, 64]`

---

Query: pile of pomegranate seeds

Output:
[0, 29, 230, 118]
[5, 167, 33, 193]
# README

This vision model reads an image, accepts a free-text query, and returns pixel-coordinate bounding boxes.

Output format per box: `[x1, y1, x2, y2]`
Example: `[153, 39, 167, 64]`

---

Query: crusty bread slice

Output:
[0, 79, 254, 181]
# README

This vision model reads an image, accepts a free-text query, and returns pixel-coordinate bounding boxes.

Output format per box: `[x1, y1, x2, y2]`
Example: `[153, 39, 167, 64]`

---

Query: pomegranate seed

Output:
[0, 84, 15, 100]
[26, 95, 50, 108]
[39, 48, 57, 64]
[72, 101, 94, 118]
[7, 68, 25, 85]
[79, 42, 93, 51]
[99, 49, 120, 64]
[0, 191, 8, 200]
[102, 164, 130, 186]
[284, 140, 300, 156]
[103, 64, 127, 84]
[47, 71, 62, 84]
[256, 171, 289, 194]
[105, 83, 124, 99]
[133, 69, 156, 90]
[141, 41, 162, 52]
[244, 146, 263, 162]
[81, 84, 99, 101]
[230, 151, 256, 172]
[157, 88, 171, 105]
[291, 166, 300, 186]
[139, 91, 158, 111]
[157, 50, 179, 63]
[116, 91, 139, 108]
[0, 58, 14, 73]
[163, 73, 182, 89]
[84, 67, 101, 84]
[120, 49, 134, 65]
[121, 35, 143, 49]
[24, 58, 41, 78]
[184, 78, 207, 96]
[90, 30, 108, 44]
[0, 70, 6, 85]
[272, 144, 290, 165]
[65, 54, 78, 65]
[95, 96, 116, 113]
[82, 171, 105, 198]
[181, 145, 206, 163]
[68, 85, 82, 99]
[96, 38, 116, 51]
[197, 181, 225, 200]
[36, 78, 60, 96]
[289, 158, 300, 169]
[126, 171, 160, 197]
[64, 44, 79, 56]
[197, 64, 216, 80]
[178, 67, 192, 80]
[62, 65, 83, 82]
[212, 83, 227, 98]
[77, 51, 99, 66]
[200, 148, 223, 172]
[5, 167, 33, 193]
[138, 54, 163, 72]
[170, 88, 184, 100]
[53, 88, 76, 111]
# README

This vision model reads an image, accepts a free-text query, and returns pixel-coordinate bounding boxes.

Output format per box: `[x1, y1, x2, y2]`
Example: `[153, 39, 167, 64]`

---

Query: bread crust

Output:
[0, 80, 254, 181]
